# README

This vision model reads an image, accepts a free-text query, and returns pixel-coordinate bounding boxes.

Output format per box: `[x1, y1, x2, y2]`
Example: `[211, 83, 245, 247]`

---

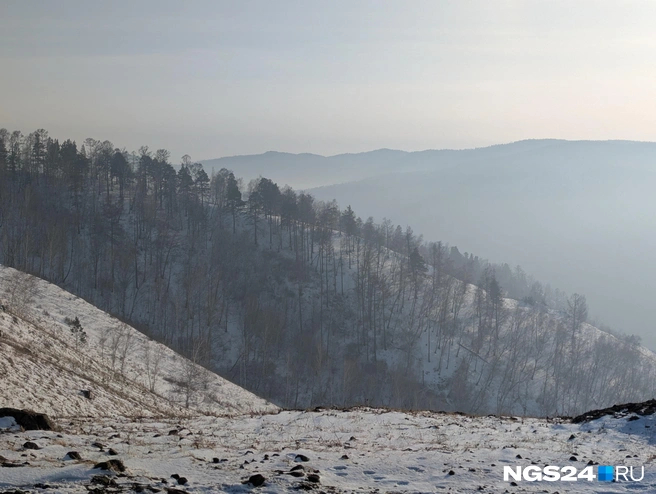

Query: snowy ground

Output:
[2, 266, 656, 493]
[1, 408, 656, 493]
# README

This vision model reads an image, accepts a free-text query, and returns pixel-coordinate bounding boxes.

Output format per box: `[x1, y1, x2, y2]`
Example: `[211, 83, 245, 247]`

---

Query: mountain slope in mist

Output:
[209, 139, 656, 349]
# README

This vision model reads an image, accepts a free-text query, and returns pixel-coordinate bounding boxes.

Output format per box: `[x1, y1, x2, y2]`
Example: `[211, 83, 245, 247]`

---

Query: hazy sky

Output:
[3, 1, 656, 160]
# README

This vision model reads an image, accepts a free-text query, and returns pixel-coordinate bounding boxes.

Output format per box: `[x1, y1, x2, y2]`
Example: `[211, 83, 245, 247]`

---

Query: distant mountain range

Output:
[202, 139, 656, 189]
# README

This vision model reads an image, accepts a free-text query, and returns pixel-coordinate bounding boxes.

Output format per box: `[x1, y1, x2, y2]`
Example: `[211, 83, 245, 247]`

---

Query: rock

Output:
[91, 442, 105, 450]
[1, 461, 30, 468]
[340, 454, 349, 460]
[306, 473, 320, 483]
[177, 477, 188, 485]
[291, 465, 304, 471]
[93, 459, 126, 473]
[212, 457, 220, 463]
[294, 454, 310, 462]
[170, 474, 180, 480]
[81, 390, 92, 399]
[108, 448, 118, 456]
[91, 475, 117, 487]
[448, 470, 455, 475]
[569, 456, 578, 461]
[23, 441, 41, 450]
[289, 470, 305, 477]
[0, 408, 55, 431]
[65, 451, 82, 460]
[168, 430, 178, 436]
[515, 454, 522, 459]
[572, 399, 656, 423]
[243, 474, 266, 487]
[568, 434, 576, 441]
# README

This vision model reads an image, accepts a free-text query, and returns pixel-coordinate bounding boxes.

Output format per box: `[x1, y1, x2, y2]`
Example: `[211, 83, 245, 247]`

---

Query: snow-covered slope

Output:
[0, 266, 278, 418]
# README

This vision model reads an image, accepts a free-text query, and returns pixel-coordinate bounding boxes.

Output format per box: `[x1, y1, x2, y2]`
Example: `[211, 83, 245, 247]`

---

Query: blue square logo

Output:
[598, 465, 614, 482]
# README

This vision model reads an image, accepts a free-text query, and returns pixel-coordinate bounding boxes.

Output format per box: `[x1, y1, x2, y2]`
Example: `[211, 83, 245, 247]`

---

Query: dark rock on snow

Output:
[243, 474, 266, 487]
[0, 408, 55, 431]
[93, 459, 126, 472]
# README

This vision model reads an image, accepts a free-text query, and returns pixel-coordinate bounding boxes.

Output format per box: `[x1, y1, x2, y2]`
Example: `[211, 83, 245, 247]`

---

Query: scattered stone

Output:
[340, 455, 349, 460]
[23, 441, 41, 450]
[1, 461, 30, 468]
[93, 459, 126, 473]
[568, 434, 576, 441]
[569, 456, 578, 462]
[0, 408, 55, 431]
[164, 488, 189, 494]
[289, 470, 305, 477]
[81, 390, 92, 399]
[510, 481, 518, 486]
[243, 474, 266, 487]
[515, 454, 522, 459]
[306, 473, 320, 483]
[33, 483, 51, 489]
[168, 430, 178, 436]
[212, 457, 220, 463]
[295, 454, 310, 462]
[628, 415, 640, 422]
[65, 451, 82, 460]
[291, 465, 304, 471]
[91, 475, 117, 487]
[108, 448, 118, 456]
[448, 470, 455, 475]
[177, 477, 188, 486]
[170, 474, 180, 480]
[91, 442, 105, 450]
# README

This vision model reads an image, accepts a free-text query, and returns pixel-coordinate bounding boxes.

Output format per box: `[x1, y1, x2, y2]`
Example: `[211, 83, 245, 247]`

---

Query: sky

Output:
[2, 1, 656, 161]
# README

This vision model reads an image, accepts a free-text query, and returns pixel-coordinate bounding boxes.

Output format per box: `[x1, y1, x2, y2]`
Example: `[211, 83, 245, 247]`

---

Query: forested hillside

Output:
[1, 128, 654, 416]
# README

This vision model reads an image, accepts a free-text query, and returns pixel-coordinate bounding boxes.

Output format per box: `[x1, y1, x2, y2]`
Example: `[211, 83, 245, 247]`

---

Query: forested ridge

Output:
[0, 127, 654, 416]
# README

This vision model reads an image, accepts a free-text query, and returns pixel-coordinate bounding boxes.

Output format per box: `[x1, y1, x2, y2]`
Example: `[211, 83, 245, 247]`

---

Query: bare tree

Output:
[4, 270, 40, 319]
